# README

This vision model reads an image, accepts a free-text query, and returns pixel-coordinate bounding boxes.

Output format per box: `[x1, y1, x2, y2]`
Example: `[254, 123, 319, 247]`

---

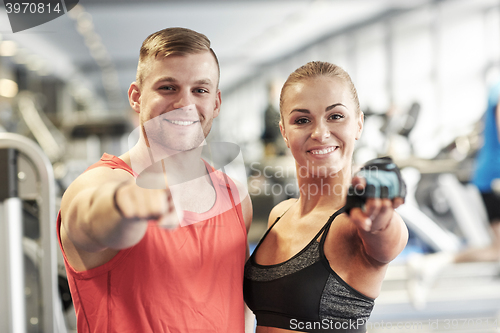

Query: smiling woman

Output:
[244, 61, 408, 333]
[279, 74, 362, 178]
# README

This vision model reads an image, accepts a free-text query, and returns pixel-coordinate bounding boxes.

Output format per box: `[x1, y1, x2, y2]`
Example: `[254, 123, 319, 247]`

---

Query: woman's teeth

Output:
[310, 147, 336, 155]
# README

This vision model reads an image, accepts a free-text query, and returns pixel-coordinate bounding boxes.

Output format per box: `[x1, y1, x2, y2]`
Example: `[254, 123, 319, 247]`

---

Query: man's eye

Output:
[159, 86, 174, 91]
[195, 88, 208, 93]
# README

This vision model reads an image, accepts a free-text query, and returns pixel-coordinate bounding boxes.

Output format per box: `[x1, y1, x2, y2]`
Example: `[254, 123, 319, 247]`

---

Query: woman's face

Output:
[280, 76, 363, 178]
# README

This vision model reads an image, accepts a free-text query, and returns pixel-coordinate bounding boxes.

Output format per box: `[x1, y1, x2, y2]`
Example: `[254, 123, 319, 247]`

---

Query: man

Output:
[58, 27, 253, 332]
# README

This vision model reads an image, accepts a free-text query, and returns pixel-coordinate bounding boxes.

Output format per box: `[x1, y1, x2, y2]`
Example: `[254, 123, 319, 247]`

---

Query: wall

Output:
[218, 0, 500, 163]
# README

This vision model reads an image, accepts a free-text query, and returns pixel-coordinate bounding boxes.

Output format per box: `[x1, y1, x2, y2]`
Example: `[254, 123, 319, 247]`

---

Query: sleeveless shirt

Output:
[243, 207, 374, 333]
[57, 153, 247, 333]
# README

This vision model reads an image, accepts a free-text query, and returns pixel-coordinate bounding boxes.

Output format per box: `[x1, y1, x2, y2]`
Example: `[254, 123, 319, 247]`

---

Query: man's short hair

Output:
[136, 27, 220, 88]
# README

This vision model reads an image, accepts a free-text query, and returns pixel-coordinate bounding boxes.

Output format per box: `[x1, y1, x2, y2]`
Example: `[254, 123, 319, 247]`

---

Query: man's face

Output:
[129, 51, 221, 156]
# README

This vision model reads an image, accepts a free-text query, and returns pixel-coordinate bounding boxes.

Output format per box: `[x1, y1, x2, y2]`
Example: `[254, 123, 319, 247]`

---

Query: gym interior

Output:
[1, 0, 500, 332]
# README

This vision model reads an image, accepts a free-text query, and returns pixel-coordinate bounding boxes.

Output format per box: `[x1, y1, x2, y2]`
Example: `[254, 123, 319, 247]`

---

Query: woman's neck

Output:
[295, 164, 352, 215]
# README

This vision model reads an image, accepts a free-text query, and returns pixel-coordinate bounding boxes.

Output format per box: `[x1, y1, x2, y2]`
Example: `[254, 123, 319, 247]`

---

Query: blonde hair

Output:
[279, 61, 360, 125]
[136, 27, 220, 87]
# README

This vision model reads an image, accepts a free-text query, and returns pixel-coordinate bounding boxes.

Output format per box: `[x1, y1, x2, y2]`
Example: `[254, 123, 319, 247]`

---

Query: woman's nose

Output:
[310, 121, 330, 142]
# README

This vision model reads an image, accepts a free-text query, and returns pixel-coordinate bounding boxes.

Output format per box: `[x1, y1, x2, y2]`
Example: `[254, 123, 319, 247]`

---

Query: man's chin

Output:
[149, 139, 206, 159]
[169, 145, 202, 154]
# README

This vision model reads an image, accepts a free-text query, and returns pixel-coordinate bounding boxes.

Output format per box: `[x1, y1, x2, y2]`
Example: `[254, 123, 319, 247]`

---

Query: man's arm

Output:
[60, 166, 177, 270]
[232, 178, 256, 332]
[241, 192, 253, 235]
[242, 194, 256, 333]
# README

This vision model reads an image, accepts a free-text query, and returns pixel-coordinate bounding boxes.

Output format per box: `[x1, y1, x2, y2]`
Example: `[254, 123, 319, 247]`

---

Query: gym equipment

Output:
[0, 148, 25, 333]
[357, 102, 492, 253]
[0, 133, 68, 333]
[397, 166, 462, 252]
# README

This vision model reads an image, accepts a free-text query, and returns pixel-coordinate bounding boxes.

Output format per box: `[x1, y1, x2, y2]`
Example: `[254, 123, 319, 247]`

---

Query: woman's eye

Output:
[295, 118, 310, 124]
[329, 114, 344, 120]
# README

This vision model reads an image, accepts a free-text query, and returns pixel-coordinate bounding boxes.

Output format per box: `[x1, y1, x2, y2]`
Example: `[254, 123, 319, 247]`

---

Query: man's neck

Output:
[161, 147, 208, 186]
[125, 138, 210, 184]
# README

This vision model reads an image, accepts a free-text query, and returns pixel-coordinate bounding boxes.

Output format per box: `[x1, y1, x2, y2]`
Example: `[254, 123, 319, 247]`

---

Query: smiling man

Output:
[58, 27, 253, 333]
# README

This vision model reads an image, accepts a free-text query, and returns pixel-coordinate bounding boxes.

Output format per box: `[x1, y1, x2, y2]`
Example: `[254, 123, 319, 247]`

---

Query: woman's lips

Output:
[308, 146, 338, 155]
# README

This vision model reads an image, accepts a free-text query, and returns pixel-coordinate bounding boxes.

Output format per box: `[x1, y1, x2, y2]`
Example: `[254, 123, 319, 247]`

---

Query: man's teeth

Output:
[167, 120, 196, 126]
[310, 147, 336, 155]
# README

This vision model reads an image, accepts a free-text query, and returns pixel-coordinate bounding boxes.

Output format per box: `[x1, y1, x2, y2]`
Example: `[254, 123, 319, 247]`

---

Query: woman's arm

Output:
[350, 201, 408, 264]
[347, 173, 409, 264]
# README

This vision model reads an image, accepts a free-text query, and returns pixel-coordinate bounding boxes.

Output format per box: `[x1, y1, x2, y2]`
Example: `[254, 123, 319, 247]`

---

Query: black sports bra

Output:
[243, 207, 374, 332]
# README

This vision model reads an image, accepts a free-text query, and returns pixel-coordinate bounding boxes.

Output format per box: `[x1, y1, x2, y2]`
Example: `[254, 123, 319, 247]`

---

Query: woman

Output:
[244, 61, 408, 333]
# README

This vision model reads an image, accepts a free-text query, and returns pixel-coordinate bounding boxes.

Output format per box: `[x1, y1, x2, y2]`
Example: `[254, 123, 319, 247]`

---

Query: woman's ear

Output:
[279, 122, 289, 148]
[355, 112, 364, 140]
[128, 82, 141, 113]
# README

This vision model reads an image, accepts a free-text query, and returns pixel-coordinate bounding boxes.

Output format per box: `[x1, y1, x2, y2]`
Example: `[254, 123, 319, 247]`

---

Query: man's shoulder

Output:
[85, 153, 134, 175]
[209, 168, 248, 200]
[61, 156, 134, 207]
[207, 166, 252, 229]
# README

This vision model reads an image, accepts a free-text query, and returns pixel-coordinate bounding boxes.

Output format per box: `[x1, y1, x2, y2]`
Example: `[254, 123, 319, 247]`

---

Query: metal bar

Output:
[0, 198, 26, 333]
[0, 149, 18, 200]
[0, 133, 67, 333]
[5, 198, 26, 333]
[0, 147, 26, 333]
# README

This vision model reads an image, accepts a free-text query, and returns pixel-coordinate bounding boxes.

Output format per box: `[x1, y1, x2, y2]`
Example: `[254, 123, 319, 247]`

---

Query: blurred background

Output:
[1, 0, 500, 332]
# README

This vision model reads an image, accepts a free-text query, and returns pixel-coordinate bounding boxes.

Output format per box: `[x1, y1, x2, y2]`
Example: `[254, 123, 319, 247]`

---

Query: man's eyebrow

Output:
[194, 78, 213, 85]
[153, 77, 214, 86]
[155, 77, 177, 84]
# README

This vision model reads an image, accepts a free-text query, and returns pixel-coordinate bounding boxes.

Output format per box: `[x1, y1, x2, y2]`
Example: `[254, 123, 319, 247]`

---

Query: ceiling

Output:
[0, 0, 432, 110]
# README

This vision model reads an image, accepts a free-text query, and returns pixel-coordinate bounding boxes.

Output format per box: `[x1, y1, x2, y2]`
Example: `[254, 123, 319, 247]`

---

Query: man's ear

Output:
[355, 112, 364, 140]
[279, 122, 289, 148]
[213, 89, 222, 118]
[128, 82, 141, 113]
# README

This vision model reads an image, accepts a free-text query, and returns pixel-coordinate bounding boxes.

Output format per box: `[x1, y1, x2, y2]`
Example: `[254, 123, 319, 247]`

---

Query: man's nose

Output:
[172, 90, 193, 110]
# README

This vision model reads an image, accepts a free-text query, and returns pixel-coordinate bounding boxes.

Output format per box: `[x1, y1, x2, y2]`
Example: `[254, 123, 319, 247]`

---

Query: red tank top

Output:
[57, 153, 247, 333]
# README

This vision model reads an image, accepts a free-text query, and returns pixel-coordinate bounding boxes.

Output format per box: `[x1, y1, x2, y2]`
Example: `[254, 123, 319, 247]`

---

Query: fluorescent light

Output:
[0, 41, 17, 57]
[0, 79, 19, 98]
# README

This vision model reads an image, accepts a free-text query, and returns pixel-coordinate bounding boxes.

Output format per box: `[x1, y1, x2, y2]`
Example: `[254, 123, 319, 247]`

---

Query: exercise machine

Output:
[0, 133, 68, 333]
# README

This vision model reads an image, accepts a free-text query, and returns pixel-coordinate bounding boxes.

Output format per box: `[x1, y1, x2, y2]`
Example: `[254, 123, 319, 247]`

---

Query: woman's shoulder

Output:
[267, 198, 298, 228]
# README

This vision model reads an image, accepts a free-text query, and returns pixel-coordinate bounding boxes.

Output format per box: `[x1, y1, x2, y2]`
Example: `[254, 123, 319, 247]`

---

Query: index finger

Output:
[393, 197, 405, 209]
